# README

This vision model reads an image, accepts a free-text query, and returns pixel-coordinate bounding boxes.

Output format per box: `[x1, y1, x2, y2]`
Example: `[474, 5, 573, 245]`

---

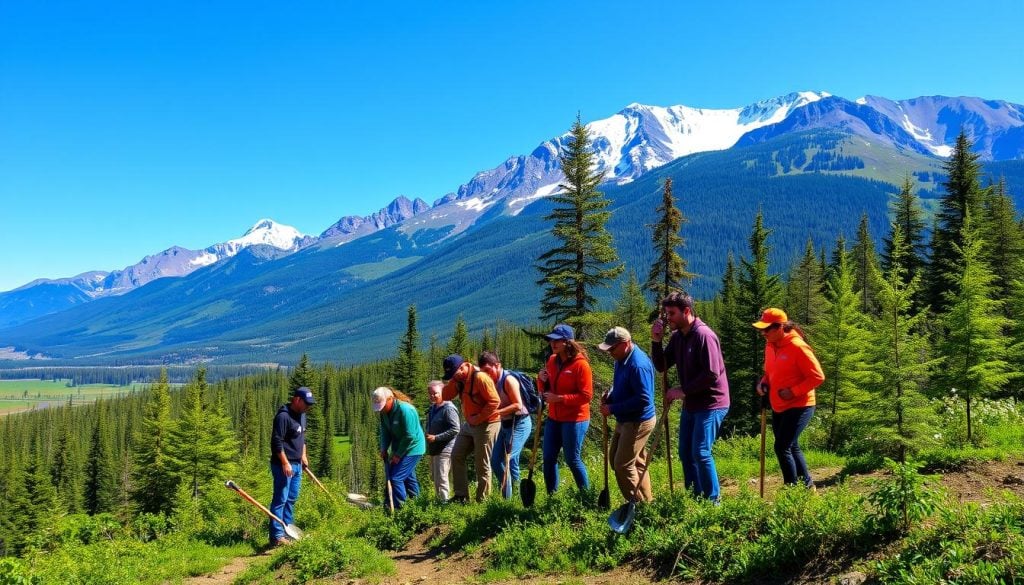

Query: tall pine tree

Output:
[864, 225, 939, 462]
[882, 176, 927, 310]
[645, 177, 693, 305]
[926, 130, 986, 314]
[980, 177, 1024, 302]
[536, 114, 623, 329]
[936, 213, 1013, 442]
[851, 213, 882, 316]
[133, 369, 178, 514]
[393, 305, 426, 399]
[83, 405, 117, 514]
[816, 238, 873, 451]
[785, 237, 827, 327]
[734, 212, 783, 432]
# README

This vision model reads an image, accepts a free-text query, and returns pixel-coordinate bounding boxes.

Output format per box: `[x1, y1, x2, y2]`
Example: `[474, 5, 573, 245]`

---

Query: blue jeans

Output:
[679, 408, 728, 501]
[385, 454, 422, 511]
[542, 419, 590, 494]
[772, 406, 815, 487]
[269, 461, 302, 541]
[491, 415, 533, 499]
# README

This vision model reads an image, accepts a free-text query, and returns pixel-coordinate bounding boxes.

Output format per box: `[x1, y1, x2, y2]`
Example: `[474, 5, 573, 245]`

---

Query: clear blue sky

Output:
[1, 0, 1022, 292]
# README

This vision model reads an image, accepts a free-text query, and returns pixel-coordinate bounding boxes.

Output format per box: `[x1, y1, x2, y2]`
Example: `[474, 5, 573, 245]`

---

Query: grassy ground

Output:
[0, 379, 140, 415]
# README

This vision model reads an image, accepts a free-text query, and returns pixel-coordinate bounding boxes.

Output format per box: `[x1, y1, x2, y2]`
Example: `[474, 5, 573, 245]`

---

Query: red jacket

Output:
[539, 353, 592, 422]
[762, 330, 825, 413]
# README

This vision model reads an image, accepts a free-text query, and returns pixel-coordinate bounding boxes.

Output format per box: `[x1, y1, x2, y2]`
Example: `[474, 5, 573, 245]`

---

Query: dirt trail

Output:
[182, 549, 271, 585]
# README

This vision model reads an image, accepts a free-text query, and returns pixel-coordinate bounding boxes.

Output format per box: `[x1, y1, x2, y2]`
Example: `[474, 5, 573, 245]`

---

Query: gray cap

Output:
[597, 326, 632, 351]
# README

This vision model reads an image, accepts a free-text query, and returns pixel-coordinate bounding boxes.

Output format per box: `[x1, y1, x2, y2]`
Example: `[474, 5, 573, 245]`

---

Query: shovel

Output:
[608, 409, 664, 535]
[758, 386, 769, 499]
[225, 480, 303, 541]
[384, 458, 395, 513]
[520, 404, 546, 507]
[598, 413, 610, 510]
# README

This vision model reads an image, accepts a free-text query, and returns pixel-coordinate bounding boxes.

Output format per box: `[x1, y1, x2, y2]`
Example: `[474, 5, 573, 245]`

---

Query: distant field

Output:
[0, 379, 141, 416]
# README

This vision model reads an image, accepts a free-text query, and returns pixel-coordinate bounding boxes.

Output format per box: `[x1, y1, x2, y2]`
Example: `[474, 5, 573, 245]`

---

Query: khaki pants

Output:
[430, 452, 452, 501]
[610, 417, 656, 503]
[451, 420, 501, 502]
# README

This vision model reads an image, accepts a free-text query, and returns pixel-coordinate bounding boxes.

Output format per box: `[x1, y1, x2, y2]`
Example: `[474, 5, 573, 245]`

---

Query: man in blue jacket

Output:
[268, 386, 314, 546]
[599, 326, 656, 503]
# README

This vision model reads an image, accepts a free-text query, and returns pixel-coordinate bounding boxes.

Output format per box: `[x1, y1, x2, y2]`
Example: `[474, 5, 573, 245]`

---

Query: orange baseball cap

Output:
[752, 308, 788, 329]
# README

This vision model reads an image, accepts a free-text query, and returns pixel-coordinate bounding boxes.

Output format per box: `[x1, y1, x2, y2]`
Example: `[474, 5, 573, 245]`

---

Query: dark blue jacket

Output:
[608, 345, 656, 423]
[270, 404, 306, 464]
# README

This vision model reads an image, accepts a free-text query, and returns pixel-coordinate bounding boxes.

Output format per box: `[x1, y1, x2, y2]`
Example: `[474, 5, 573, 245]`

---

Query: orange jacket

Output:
[762, 330, 824, 413]
[539, 353, 592, 422]
[442, 368, 500, 424]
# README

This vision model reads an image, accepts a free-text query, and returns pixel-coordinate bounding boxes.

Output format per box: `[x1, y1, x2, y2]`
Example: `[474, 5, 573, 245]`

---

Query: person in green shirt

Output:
[372, 386, 426, 511]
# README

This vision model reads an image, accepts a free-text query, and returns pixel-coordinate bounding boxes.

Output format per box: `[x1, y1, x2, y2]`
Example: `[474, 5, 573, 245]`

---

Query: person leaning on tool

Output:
[651, 291, 730, 503]
[598, 326, 657, 503]
[268, 386, 314, 547]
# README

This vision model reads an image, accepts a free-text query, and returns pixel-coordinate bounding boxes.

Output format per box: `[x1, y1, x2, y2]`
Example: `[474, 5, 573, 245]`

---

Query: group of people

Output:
[263, 293, 825, 544]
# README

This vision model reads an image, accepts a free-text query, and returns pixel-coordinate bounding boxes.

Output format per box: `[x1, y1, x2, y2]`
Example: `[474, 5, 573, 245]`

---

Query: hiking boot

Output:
[269, 537, 293, 548]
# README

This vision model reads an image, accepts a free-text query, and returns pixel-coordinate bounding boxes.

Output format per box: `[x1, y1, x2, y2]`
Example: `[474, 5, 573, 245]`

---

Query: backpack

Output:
[501, 370, 541, 415]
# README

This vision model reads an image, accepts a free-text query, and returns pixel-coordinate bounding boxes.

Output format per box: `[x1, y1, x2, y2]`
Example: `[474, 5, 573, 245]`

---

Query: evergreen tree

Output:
[936, 213, 1013, 442]
[851, 213, 882, 315]
[645, 177, 693, 305]
[290, 356, 323, 469]
[316, 398, 338, 480]
[238, 384, 260, 461]
[714, 252, 744, 372]
[1008, 278, 1024, 395]
[446, 314, 471, 359]
[882, 176, 927, 309]
[167, 367, 236, 499]
[815, 238, 873, 451]
[615, 270, 652, 341]
[864, 225, 939, 462]
[926, 130, 986, 314]
[22, 457, 58, 548]
[734, 212, 783, 432]
[785, 237, 827, 327]
[83, 406, 117, 514]
[980, 177, 1024, 302]
[50, 415, 80, 513]
[427, 333, 443, 380]
[393, 305, 426, 399]
[133, 369, 177, 514]
[536, 114, 624, 327]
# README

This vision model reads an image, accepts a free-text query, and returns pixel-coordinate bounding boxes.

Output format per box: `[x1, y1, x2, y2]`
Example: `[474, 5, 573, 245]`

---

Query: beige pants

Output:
[451, 420, 501, 502]
[430, 452, 452, 501]
[610, 417, 656, 503]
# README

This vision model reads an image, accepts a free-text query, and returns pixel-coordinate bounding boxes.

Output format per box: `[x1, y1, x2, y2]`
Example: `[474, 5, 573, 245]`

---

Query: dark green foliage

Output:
[926, 131, 987, 314]
[815, 239, 873, 452]
[166, 367, 237, 500]
[863, 226, 940, 462]
[935, 213, 1013, 441]
[445, 314, 470, 360]
[392, 306, 426, 401]
[865, 460, 940, 534]
[614, 271, 651, 341]
[132, 370, 177, 514]
[83, 407, 116, 515]
[980, 177, 1024, 302]
[536, 114, 624, 326]
[851, 213, 882, 315]
[51, 416, 81, 513]
[732, 212, 783, 433]
[881, 176, 927, 311]
[645, 177, 693, 302]
[785, 237, 827, 326]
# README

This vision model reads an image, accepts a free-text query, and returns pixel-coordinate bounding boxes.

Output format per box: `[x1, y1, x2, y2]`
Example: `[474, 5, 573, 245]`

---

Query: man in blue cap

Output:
[268, 386, 314, 546]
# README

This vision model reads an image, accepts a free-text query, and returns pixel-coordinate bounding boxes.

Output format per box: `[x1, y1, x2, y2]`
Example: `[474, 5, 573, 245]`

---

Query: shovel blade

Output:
[284, 523, 303, 541]
[598, 488, 610, 510]
[520, 478, 536, 508]
[608, 501, 636, 534]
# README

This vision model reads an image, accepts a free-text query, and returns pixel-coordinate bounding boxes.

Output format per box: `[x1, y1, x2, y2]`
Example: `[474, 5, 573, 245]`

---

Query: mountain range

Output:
[2, 91, 1023, 364]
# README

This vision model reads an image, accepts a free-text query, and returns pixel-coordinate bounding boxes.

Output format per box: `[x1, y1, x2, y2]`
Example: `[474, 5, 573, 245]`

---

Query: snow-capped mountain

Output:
[0, 219, 314, 327]
[319, 196, 430, 244]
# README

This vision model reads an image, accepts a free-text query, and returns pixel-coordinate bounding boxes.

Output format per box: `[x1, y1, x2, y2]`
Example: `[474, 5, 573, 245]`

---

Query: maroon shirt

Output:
[651, 318, 730, 412]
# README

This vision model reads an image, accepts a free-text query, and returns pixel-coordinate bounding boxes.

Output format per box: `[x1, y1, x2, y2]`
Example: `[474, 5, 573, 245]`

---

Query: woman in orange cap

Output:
[753, 308, 824, 488]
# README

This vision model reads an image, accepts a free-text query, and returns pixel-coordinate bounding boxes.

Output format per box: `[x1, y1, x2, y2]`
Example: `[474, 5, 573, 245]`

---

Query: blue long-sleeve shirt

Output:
[608, 345, 656, 423]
